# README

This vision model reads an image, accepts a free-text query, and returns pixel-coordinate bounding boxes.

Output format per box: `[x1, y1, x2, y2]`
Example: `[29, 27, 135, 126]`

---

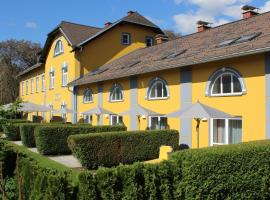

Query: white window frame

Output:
[210, 73, 243, 96]
[21, 82, 24, 96]
[110, 115, 123, 125]
[49, 70, 55, 89]
[31, 78, 34, 94]
[41, 74, 45, 92]
[54, 39, 64, 56]
[26, 81, 29, 95]
[49, 105, 54, 121]
[62, 63, 68, 87]
[109, 84, 124, 102]
[210, 118, 242, 146]
[36, 76, 39, 93]
[61, 104, 67, 122]
[147, 78, 169, 100]
[146, 36, 154, 47]
[83, 88, 93, 103]
[122, 33, 131, 45]
[148, 115, 168, 130]
[83, 114, 92, 124]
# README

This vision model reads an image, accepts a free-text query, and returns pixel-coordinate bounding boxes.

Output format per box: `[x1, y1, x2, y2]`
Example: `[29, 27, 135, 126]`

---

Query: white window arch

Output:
[147, 77, 169, 100]
[54, 39, 63, 56]
[83, 88, 93, 103]
[206, 67, 246, 96]
[109, 84, 124, 102]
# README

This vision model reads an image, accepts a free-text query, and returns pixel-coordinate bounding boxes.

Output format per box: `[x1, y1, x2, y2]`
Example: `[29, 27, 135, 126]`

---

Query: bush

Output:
[68, 130, 179, 169]
[78, 140, 270, 199]
[0, 119, 28, 132]
[0, 140, 79, 200]
[20, 123, 41, 147]
[35, 125, 127, 155]
[2, 123, 21, 141]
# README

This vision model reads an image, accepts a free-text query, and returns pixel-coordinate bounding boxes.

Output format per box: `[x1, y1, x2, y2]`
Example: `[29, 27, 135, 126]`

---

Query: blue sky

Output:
[1, 0, 270, 45]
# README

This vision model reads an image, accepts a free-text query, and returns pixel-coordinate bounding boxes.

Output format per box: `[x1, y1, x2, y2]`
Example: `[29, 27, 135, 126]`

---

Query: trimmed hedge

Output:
[2, 123, 21, 141]
[20, 123, 40, 147]
[35, 125, 127, 155]
[0, 140, 79, 200]
[78, 140, 270, 199]
[0, 119, 28, 132]
[68, 130, 179, 169]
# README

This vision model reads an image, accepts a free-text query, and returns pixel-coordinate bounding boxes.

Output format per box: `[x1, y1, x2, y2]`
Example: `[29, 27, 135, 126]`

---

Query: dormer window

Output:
[109, 84, 124, 102]
[54, 39, 63, 56]
[122, 33, 131, 45]
[146, 36, 154, 47]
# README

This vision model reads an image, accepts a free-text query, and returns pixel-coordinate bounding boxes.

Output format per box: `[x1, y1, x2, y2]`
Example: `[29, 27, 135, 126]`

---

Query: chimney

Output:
[104, 22, 112, 27]
[127, 11, 135, 16]
[197, 21, 211, 32]
[242, 5, 259, 19]
[155, 34, 169, 45]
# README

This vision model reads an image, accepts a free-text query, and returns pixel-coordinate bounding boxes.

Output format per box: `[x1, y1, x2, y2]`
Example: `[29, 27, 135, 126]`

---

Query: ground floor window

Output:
[149, 116, 168, 130]
[61, 105, 67, 122]
[210, 118, 242, 146]
[110, 115, 123, 125]
[84, 114, 92, 124]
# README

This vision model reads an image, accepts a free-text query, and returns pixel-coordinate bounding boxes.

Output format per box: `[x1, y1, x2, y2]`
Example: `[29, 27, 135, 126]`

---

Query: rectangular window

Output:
[62, 67, 68, 86]
[61, 104, 67, 122]
[211, 118, 242, 146]
[21, 82, 24, 96]
[146, 36, 154, 47]
[110, 115, 123, 125]
[31, 79, 34, 93]
[36, 77, 39, 93]
[26, 81, 29, 95]
[84, 115, 93, 124]
[149, 116, 168, 130]
[122, 33, 131, 45]
[41, 74, 45, 92]
[49, 72, 54, 89]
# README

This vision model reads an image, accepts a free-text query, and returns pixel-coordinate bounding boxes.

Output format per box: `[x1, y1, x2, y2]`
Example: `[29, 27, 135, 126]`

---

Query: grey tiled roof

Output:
[69, 11, 270, 86]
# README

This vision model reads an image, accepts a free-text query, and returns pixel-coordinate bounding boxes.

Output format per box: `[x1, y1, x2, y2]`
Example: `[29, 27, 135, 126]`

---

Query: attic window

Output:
[54, 39, 64, 56]
[218, 38, 240, 47]
[161, 49, 187, 60]
[235, 32, 262, 44]
[91, 68, 108, 75]
[121, 61, 141, 69]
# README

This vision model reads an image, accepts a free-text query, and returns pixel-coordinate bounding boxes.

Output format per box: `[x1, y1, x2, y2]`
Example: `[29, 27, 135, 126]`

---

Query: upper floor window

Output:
[54, 39, 63, 56]
[26, 81, 29, 95]
[36, 77, 39, 93]
[147, 77, 169, 100]
[41, 74, 45, 92]
[122, 33, 131, 45]
[21, 82, 24, 96]
[62, 62, 68, 86]
[146, 36, 154, 47]
[49, 67, 55, 89]
[109, 84, 124, 102]
[31, 78, 34, 93]
[110, 115, 123, 125]
[206, 68, 246, 97]
[83, 88, 93, 103]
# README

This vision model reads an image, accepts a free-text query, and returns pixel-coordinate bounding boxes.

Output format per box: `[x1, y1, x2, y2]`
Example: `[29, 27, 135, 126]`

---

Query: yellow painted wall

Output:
[79, 24, 158, 75]
[191, 54, 266, 148]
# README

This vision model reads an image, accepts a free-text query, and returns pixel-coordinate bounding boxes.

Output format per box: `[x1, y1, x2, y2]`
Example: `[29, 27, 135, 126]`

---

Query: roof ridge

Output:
[60, 20, 101, 30]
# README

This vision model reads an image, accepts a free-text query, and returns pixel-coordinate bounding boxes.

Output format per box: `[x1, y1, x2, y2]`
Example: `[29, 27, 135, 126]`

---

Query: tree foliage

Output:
[163, 30, 181, 40]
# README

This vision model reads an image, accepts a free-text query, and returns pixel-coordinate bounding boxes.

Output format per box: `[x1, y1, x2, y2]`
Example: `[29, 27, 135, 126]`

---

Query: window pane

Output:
[150, 117, 159, 130]
[156, 82, 163, 97]
[111, 116, 117, 125]
[160, 117, 168, 130]
[222, 74, 232, 93]
[212, 77, 221, 94]
[213, 119, 225, 144]
[229, 120, 242, 144]
[150, 85, 156, 98]
[162, 83, 168, 97]
[233, 76, 242, 93]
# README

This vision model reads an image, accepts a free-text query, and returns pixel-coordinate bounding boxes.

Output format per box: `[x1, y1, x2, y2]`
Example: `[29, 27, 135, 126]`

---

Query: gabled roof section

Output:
[69, 11, 270, 87]
[17, 63, 44, 77]
[77, 11, 163, 48]
[39, 21, 101, 62]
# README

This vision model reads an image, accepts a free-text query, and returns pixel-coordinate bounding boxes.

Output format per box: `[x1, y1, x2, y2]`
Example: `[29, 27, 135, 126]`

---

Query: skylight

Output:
[235, 32, 262, 44]
[218, 38, 240, 47]
[91, 68, 108, 75]
[161, 49, 187, 60]
[121, 60, 141, 69]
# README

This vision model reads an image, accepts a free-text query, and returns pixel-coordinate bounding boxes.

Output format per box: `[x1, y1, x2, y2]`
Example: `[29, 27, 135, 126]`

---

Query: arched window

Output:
[54, 39, 63, 56]
[109, 84, 123, 102]
[206, 67, 246, 96]
[83, 88, 93, 103]
[147, 77, 169, 99]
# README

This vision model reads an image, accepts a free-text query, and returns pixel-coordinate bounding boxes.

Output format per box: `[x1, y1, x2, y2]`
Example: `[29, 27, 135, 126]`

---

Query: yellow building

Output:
[68, 8, 270, 148]
[18, 11, 163, 122]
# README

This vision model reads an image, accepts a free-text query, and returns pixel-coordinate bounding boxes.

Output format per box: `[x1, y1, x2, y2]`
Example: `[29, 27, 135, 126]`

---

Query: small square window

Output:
[146, 36, 154, 47]
[122, 33, 131, 45]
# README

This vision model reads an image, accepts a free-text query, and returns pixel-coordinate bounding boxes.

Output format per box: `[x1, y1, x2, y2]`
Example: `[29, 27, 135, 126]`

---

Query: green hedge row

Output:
[2, 123, 21, 141]
[0, 119, 29, 132]
[0, 140, 79, 200]
[68, 130, 179, 169]
[78, 140, 270, 199]
[35, 125, 127, 155]
[20, 123, 40, 147]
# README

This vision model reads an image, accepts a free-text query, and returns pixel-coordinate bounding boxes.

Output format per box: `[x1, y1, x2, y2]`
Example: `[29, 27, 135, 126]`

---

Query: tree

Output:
[0, 40, 41, 105]
[163, 29, 181, 40]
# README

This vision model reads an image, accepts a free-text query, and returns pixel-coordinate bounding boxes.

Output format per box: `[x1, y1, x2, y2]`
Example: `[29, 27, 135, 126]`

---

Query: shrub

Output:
[0, 140, 79, 200]
[35, 125, 127, 155]
[2, 123, 21, 141]
[0, 119, 7, 132]
[68, 130, 179, 169]
[0, 119, 28, 132]
[20, 123, 40, 147]
[78, 140, 270, 199]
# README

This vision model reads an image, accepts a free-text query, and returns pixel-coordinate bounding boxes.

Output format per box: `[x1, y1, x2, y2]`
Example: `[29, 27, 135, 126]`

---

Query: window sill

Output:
[209, 93, 244, 97]
[109, 99, 124, 103]
[146, 96, 170, 101]
[53, 52, 64, 57]
[83, 101, 94, 104]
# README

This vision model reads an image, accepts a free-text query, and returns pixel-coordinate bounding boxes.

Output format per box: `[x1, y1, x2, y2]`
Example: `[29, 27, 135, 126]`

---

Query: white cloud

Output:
[260, 1, 270, 12]
[25, 22, 37, 29]
[173, 0, 253, 34]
